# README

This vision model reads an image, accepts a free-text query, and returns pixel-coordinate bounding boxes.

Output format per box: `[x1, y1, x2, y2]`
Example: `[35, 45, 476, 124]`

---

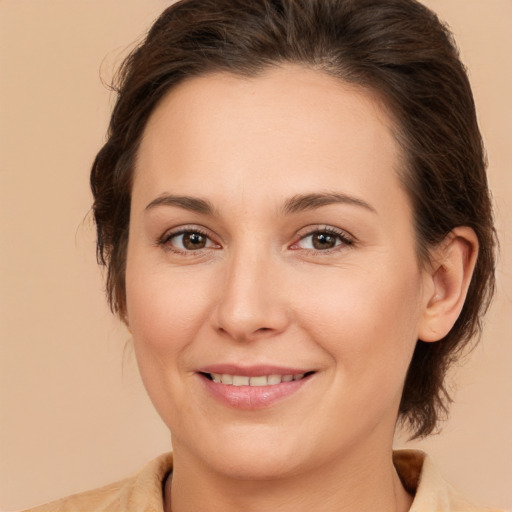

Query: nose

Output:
[211, 248, 290, 342]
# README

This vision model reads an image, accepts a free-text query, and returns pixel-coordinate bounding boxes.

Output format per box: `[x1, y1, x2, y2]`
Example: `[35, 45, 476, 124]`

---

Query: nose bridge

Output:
[212, 238, 288, 340]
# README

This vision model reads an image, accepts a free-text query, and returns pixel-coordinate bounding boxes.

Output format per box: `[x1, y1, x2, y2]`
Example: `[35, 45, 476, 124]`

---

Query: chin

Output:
[211, 452, 307, 482]
[175, 426, 313, 481]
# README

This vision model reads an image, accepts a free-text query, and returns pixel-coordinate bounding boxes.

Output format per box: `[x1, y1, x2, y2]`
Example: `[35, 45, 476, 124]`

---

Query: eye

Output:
[292, 228, 353, 251]
[159, 229, 219, 252]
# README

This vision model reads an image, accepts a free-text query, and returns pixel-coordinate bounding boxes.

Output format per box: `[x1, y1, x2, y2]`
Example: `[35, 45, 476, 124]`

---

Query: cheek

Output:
[297, 261, 423, 381]
[125, 255, 212, 361]
[124, 261, 215, 419]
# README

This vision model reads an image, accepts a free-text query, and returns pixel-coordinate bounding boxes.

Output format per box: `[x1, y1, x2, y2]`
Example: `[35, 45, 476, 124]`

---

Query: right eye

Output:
[159, 229, 219, 253]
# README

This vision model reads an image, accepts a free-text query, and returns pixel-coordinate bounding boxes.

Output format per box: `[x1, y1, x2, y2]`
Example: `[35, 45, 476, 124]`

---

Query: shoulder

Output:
[393, 449, 506, 512]
[22, 479, 128, 512]
[22, 453, 173, 512]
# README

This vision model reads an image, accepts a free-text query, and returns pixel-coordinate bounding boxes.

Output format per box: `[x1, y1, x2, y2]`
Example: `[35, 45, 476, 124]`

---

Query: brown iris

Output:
[312, 232, 338, 250]
[182, 232, 207, 250]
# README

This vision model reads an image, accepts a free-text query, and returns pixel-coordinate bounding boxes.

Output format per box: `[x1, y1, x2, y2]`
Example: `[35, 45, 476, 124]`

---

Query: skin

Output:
[125, 65, 478, 512]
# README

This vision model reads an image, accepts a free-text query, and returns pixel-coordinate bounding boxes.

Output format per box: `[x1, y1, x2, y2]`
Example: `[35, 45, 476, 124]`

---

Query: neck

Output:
[165, 444, 413, 512]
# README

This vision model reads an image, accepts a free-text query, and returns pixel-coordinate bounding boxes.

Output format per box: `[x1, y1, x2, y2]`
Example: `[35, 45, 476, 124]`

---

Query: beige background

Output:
[0, 1, 511, 510]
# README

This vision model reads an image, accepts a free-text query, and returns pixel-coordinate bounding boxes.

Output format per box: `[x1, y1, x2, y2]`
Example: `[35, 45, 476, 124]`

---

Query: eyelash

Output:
[157, 226, 354, 255]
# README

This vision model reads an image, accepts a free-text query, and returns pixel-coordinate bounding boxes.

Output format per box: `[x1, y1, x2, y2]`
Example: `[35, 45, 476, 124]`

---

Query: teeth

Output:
[249, 376, 267, 386]
[267, 374, 282, 385]
[220, 374, 233, 384]
[232, 376, 250, 386]
[209, 373, 308, 386]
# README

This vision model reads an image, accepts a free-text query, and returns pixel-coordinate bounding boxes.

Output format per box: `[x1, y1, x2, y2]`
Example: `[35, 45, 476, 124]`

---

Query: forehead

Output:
[134, 64, 404, 214]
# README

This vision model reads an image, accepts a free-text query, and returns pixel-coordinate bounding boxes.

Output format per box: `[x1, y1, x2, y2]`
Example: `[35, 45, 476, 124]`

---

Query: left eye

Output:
[167, 231, 215, 251]
[296, 230, 349, 251]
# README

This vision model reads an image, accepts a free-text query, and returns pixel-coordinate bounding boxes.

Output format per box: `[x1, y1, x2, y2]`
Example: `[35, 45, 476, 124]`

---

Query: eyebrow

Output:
[144, 191, 376, 216]
[145, 194, 215, 215]
[282, 192, 377, 215]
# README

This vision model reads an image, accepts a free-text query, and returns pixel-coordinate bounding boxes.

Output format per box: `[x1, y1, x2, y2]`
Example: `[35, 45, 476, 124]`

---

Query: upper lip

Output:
[197, 364, 314, 377]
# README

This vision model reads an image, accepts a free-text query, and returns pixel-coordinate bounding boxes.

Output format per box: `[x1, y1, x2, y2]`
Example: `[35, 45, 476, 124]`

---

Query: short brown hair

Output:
[91, 0, 496, 438]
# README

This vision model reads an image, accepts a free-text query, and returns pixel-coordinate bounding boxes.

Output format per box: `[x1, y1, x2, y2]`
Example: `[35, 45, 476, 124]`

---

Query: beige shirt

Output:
[23, 450, 504, 512]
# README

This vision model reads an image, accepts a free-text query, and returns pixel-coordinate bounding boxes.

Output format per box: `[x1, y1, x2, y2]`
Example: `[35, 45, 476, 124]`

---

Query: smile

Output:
[206, 373, 310, 386]
[198, 368, 315, 409]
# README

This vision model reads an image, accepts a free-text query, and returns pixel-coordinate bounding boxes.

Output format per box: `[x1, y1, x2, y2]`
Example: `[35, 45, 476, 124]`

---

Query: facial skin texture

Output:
[125, 66, 477, 512]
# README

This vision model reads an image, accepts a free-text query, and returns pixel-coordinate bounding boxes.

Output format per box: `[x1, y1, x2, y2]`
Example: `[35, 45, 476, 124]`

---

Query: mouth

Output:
[201, 371, 315, 386]
[197, 368, 316, 409]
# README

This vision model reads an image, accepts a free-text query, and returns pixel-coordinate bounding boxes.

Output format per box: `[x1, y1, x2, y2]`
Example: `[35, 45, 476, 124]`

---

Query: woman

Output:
[22, 0, 502, 511]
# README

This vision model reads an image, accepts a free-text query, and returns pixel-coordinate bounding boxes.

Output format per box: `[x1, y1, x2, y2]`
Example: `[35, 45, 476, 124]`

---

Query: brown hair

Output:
[90, 0, 496, 438]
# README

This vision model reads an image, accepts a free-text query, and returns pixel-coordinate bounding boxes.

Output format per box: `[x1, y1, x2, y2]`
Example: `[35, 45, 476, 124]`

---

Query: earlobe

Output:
[418, 227, 479, 342]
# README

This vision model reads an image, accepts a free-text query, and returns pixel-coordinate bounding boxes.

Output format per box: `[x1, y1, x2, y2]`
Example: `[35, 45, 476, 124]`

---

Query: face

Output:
[126, 65, 430, 479]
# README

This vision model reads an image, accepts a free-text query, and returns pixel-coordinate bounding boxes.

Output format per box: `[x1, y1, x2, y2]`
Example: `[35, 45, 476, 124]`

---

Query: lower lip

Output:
[199, 374, 312, 410]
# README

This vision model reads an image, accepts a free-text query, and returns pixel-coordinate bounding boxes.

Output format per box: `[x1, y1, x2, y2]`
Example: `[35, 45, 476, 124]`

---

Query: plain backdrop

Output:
[0, 1, 511, 510]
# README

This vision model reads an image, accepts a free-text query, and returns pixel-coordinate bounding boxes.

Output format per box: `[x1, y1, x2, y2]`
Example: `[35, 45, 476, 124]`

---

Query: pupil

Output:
[313, 232, 335, 250]
[184, 233, 206, 250]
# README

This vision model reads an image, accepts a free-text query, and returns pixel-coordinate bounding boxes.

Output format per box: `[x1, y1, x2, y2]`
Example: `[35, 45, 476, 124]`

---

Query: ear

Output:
[418, 227, 479, 342]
